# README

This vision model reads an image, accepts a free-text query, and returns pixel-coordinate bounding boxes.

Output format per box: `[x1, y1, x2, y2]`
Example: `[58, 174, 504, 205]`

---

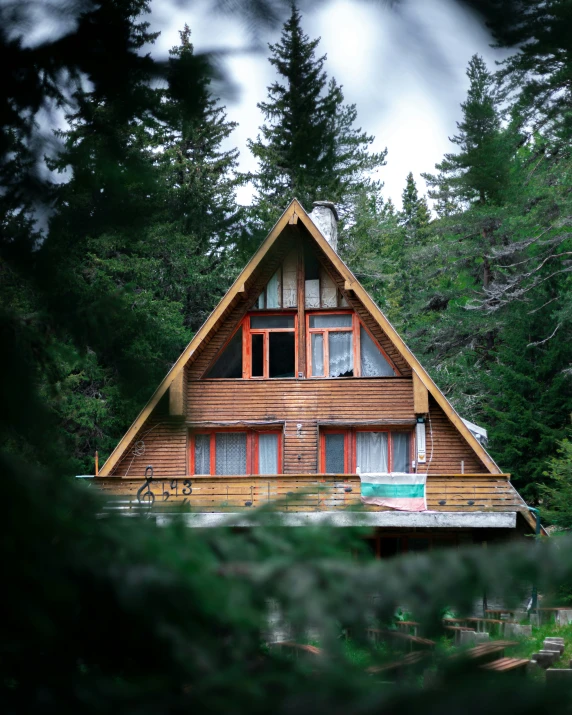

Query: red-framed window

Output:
[306, 312, 397, 378]
[320, 428, 413, 474]
[245, 313, 297, 379]
[189, 429, 283, 475]
[205, 313, 297, 379]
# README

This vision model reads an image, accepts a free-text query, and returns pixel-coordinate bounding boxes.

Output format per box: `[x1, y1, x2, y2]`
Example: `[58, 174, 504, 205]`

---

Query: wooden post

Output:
[413, 371, 429, 414]
[95, 451, 99, 476]
[297, 236, 306, 377]
[169, 371, 185, 416]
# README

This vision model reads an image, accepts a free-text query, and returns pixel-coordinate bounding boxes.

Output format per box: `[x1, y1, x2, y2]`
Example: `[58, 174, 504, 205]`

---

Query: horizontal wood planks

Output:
[94, 474, 525, 514]
[110, 382, 490, 477]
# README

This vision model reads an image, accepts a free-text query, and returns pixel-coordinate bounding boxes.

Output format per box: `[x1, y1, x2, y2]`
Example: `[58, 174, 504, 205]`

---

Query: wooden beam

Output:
[297, 235, 306, 377]
[289, 212, 299, 224]
[413, 371, 429, 414]
[169, 371, 184, 416]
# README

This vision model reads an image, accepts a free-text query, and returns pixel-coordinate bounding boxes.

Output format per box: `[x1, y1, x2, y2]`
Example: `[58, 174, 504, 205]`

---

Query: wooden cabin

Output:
[89, 199, 536, 554]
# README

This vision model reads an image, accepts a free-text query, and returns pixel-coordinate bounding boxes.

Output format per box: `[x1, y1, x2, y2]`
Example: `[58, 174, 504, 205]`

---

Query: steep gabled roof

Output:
[99, 198, 501, 477]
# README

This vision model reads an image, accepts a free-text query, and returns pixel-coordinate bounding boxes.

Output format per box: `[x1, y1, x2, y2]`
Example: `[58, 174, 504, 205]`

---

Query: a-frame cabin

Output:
[89, 199, 536, 553]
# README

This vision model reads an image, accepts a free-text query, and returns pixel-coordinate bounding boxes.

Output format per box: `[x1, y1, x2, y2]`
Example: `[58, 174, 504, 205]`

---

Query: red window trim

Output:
[189, 429, 283, 476]
[306, 311, 399, 378]
[244, 312, 298, 379]
[320, 427, 414, 474]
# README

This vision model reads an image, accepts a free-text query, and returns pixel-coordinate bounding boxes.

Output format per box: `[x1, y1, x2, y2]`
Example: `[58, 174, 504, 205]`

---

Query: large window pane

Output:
[360, 327, 394, 377]
[206, 328, 243, 378]
[311, 333, 324, 376]
[356, 432, 388, 473]
[194, 434, 210, 475]
[392, 433, 410, 473]
[259, 433, 279, 473]
[329, 331, 353, 377]
[266, 270, 280, 308]
[215, 433, 247, 475]
[309, 314, 353, 328]
[251, 334, 264, 377]
[325, 433, 345, 473]
[250, 315, 294, 329]
[269, 332, 295, 377]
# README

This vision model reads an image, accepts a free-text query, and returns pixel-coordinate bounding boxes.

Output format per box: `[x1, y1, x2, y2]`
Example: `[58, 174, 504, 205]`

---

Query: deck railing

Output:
[88, 473, 523, 514]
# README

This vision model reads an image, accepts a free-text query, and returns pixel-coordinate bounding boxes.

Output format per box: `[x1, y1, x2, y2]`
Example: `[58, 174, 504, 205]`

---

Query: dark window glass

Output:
[325, 433, 345, 473]
[269, 332, 295, 377]
[251, 334, 264, 377]
[304, 244, 320, 280]
[392, 433, 410, 472]
[309, 314, 353, 328]
[206, 329, 242, 378]
[250, 315, 294, 329]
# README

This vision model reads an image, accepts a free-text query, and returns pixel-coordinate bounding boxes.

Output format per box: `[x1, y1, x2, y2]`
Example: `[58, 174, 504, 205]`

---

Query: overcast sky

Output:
[149, 0, 510, 209]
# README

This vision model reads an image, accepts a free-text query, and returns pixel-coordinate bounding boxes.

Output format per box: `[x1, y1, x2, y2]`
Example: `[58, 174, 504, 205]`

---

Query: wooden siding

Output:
[110, 380, 489, 477]
[188, 232, 296, 379]
[95, 474, 525, 514]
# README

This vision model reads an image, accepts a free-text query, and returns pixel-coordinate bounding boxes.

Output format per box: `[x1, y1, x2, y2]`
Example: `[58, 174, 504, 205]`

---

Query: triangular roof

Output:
[99, 198, 501, 477]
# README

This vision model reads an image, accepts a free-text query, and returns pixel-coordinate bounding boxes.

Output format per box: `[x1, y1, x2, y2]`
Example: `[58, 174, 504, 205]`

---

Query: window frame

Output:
[189, 429, 283, 476]
[320, 427, 414, 474]
[306, 311, 398, 378]
[244, 312, 298, 380]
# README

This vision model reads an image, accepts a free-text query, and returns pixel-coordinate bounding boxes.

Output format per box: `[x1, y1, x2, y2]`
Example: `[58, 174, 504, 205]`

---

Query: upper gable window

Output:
[307, 313, 396, 378]
[255, 249, 298, 309]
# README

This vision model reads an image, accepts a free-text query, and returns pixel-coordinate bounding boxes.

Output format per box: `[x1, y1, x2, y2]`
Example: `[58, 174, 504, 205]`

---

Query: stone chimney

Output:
[309, 201, 338, 252]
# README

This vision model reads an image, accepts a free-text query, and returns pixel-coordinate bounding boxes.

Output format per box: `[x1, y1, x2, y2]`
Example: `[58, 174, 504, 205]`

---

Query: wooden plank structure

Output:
[84, 198, 539, 546]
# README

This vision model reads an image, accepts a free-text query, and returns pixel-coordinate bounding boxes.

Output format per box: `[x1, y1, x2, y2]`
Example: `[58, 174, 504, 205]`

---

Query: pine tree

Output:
[248, 4, 386, 232]
[36, 22, 243, 473]
[158, 26, 242, 258]
[490, 0, 572, 143]
[422, 55, 510, 207]
[400, 172, 431, 233]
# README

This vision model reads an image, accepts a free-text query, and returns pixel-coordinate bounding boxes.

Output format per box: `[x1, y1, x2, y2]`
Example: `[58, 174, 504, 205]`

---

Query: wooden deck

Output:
[89, 473, 526, 515]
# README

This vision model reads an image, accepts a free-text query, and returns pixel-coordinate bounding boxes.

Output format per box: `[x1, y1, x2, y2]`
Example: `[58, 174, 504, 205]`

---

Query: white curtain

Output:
[266, 270, 280, 308]
[215, 433, 247, 475]
[329, 331, 353, 377]
[312, 333, 324, 376]
[392, 433, 410, 473]
[357, 432, 388, 473]
[194, 434, 210, 475]
[360, 327, 394, 377]
[258, 433, 278, 474]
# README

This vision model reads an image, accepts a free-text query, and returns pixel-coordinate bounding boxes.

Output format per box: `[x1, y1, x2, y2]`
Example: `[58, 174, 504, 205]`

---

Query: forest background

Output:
[3, 0, 572, 710]
[4, 0, 570, 501]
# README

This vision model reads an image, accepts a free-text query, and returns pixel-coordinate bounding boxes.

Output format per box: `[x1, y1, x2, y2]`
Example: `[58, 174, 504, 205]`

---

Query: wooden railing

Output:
[88, 473, 523, 514]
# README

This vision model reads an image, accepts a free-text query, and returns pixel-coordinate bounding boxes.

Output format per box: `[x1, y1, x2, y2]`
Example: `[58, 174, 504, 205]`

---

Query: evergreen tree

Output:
[248, 4, 386, 233]
[490, 0, 572, 143]
[422, 55, 510, 207]
[158, 26, 242, 260]
[400, 172, 431, 236]
[33, 22, 243, 473]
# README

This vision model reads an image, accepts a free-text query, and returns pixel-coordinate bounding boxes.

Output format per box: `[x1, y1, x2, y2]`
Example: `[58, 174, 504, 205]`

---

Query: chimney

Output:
[309, 201, 338, 252]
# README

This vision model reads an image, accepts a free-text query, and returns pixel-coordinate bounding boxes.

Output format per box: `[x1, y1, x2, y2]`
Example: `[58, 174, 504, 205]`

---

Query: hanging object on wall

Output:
[416, 418, 427, 464]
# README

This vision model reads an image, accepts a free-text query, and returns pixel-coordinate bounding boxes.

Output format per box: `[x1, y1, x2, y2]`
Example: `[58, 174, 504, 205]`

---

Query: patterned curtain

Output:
[215, 433, 247, 475]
